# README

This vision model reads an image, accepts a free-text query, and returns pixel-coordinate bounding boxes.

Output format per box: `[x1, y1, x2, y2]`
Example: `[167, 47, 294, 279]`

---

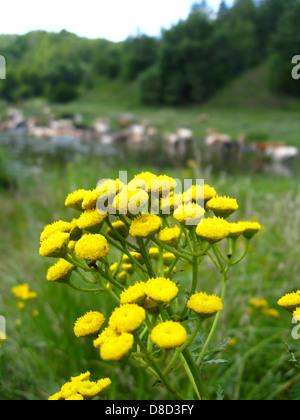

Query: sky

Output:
[0, 0, 234, 42]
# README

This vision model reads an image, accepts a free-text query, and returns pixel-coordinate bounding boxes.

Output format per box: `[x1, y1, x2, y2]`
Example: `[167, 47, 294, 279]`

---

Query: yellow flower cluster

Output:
[40, 172, 262, 401]
[48, 371, 111, 400]
[11, 284, 38, 301]
[249, 298, 280, 319]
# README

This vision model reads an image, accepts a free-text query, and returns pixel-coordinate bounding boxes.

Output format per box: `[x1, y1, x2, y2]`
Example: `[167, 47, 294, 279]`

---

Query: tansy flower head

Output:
[48, 392, 63, 401]
[196, 217, 230, 243]
[145, 277, 178, 304]
[174, 203, 205, 226]
[100, 332, 134, 361]
[158, 225, 181, 247]
[187, 292, 223, 319]
[11, 284, 37, 301]
[163, 252, 176, 266]
[77, 378, 111, 399]
[69, 218, 82, 241]
[249, 298, 269, 310]
[82, 189, 104, 210]
[122, 263, 134, 274]
[261, 308, 280, 319]
[129, 214, 162, 238]
[60, 381, 80, 399]
[151, 321, 187, 349]
[109, 304, 146, 333]
[228, 222, 246, 239]
[40, 220, 71, 243]
[113, 189, 149, 215]
[39, 231, 70, 258]
[74, 311, 105, 338]
[71, 371, 91, 382]
[133, 171, 158, 192]
[206, 196, 239, 218]
[46, 259, 74, 283]
[278, 291, 300, 313]
[74, 234, 109, 261]
[93, 327, 119, 349]
[96, 178, 125, 197]
[77, 209, 107, 232]
[148, 247, 160, 260]
[239, 221, 262, 239]
[65, 189, 90, 211]
[106, 221, 129, 240]
[123, 252, 144, 264]
[120, 282, 147, 305]
[161, 192, 184, 213]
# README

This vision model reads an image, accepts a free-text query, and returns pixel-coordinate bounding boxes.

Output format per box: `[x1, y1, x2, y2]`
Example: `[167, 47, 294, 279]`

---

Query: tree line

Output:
[0, 0, 299, 105]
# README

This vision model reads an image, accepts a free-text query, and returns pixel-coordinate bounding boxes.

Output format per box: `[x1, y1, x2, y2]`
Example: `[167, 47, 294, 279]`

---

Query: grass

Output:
[0, 149, 300, 400]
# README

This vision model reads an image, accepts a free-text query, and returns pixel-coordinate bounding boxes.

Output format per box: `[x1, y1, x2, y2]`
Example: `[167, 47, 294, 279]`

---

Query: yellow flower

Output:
[122, 263, 134, 274]
[163, 252, 176, 266]
[228, 222, 246, 239]
[149, 247, 160, 260]
[93, 327, 119, 349]
[106, 221, 129, 240]
[100, 332, 134, 361]
[60, 381, 80, 399]
[74, 234, 109, 261]
[71, 372, 90, 382]
[109, 304, 146, 333]
[129, 214, 162, 238]
[46, 259, 74, 283]
[117, 271, 127, 284]
[120, 282, 147, 305]
[77, 378, 111, 399]
[81, 189, 104, 210]
[113, 189, 149, 215]
[69, 218, 82, 241]
[185, 184, 217, 204]
[145, 277, 178, 304]
[161, 192, 184, 213]
[96, 178, 125, 197]
[32, 310, 40, 317]
[65, 394, 84, 401]
[11, 284, 37, 300]
[158, 225, 181, 246]
[278, 291, 300, 313]
[65, 189, 90, 211]
[249, 298, 269, 310]
[132, 171, 158, 191]
[39, 232, 70, 258]
[293, 308, 300, 322]
[74, 311, 105, 338]
[18, 302, 25, 310]
[151, 321, 187, 349]
[206, 196, 239, 218]
[174, 203, 205, 226]
[196, 217, 230, 243]
[149, 175, 177, 195]
[40, 220, 71, 243]
[123, 252, 144, 264]
[77, 209, 107, 232]
[239, 221, 262, 239]
[187, 292, 223, 319]
[48, 392, 63, 401]
[261, 308, 280, 319]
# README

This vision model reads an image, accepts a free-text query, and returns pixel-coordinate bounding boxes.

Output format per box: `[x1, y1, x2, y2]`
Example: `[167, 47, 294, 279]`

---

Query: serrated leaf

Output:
[216, 384, 224, 401]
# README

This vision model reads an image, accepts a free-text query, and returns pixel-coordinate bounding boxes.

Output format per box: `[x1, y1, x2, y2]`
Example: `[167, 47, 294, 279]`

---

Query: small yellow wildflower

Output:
[151, 321, 187, 349]
[161, 192, 184, 213]
[206, 196, 239, 218]
[109, 304, 146, 333]
[18, 302, 25, 310]
[158, 225, 181, 246]
[106, 221, 129, 240]
[40, 220, 71, 243]
[117, 271, 127, 284]
[249, 298, 269, 310]
[39, 232, 70, 258]
[93, 327, 118, 349]
[77, 209, 107, 232]
[77, 378, 111, 399]
[71, 372, 91, 382]
[278, 291, 300, 313]
[187, 292, 223, 319]
[129, 214, 162, 238]
[145, 277, 178, 304]
[48, 392, 63, 401]
[81, 189, 104, 210]
[113, 189, 149, 214]
[60, 381, 80, 399]
[228, 222, 246, 239]
[123, 252, 144, 264]
[74, 311, 105, 338]
[239, 221, 262, 239]
[174, 203, 205, 226]
[11, 284, 38, 301]
[148, 247, 160, 260]
[65, 189, 90, 211]
[261, 308, 280, 319]
[46, 259, 74, 283]
[293, 308, 300, 322]
[196, 217, 230, 243]
[74, 234, 109, 261]
[120, 282, 147, 305]
[100, 332, 134, 361]
[163, 252, 176, 266]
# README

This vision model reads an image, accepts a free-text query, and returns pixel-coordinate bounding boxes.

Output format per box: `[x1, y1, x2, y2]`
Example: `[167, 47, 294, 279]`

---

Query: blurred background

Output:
[0, 0, 300, 400]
